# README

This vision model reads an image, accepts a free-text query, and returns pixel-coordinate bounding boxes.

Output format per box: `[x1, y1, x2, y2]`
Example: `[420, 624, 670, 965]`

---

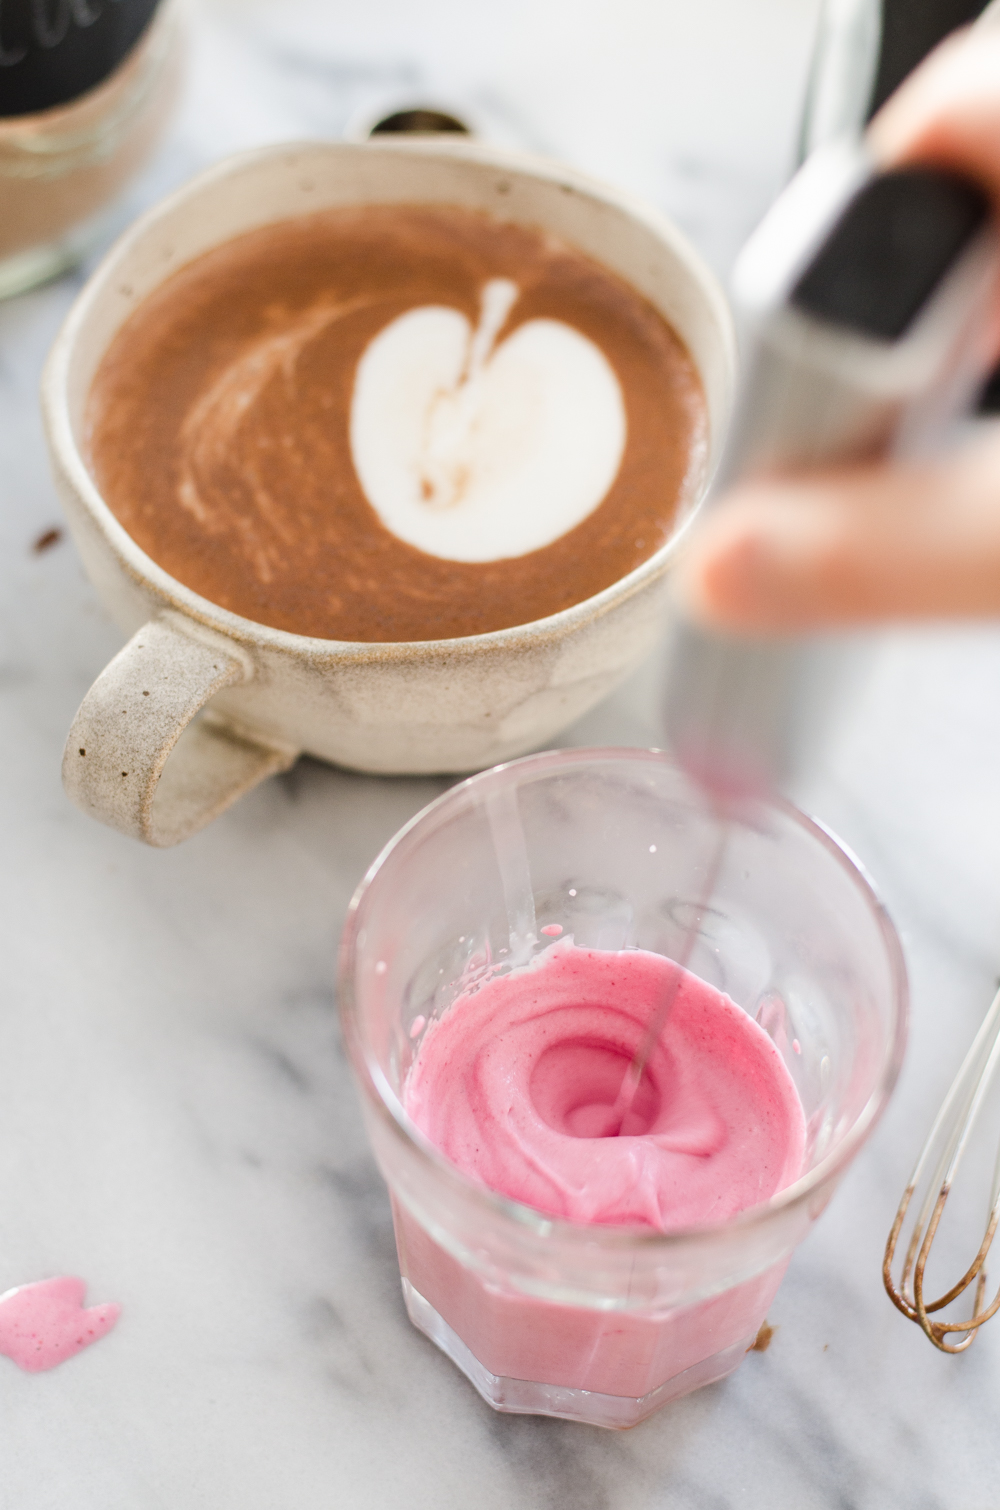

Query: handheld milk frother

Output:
[608, 140, 1000, 1141]
[620, 140, 1000, 1354]
[664, 137, 998, 798]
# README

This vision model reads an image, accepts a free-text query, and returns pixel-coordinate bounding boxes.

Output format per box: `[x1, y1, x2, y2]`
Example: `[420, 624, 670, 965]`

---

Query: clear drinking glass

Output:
[339, 748, 907, 1428]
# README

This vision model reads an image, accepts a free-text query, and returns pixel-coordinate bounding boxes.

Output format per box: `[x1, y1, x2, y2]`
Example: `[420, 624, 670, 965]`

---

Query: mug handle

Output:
[62, 612, 299, 847]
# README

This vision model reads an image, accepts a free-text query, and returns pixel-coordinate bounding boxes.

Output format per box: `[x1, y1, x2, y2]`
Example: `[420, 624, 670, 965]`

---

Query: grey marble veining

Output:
[3, 0, 1000, 1505]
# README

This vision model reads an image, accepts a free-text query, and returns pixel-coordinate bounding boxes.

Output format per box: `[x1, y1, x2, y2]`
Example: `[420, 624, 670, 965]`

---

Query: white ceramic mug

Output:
[42, 138, 734, 847]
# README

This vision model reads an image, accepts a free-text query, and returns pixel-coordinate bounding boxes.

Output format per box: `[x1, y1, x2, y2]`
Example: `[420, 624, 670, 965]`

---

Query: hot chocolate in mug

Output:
[42, 138, 734, 846]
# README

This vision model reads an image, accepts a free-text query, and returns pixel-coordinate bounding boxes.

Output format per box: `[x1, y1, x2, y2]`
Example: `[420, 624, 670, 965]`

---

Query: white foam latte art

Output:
[349, 278, 627, 562]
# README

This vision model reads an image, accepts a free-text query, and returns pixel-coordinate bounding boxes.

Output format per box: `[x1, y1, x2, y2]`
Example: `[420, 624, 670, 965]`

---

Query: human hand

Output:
[678, 26, 1000, 634]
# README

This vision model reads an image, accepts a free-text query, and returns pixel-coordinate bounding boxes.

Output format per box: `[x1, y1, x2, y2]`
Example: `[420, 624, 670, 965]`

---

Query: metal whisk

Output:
[884, 985, 1000, 1352]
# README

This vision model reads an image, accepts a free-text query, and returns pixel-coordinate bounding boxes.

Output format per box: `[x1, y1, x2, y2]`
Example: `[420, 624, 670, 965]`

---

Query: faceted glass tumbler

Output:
[339, 748, 907, 1428]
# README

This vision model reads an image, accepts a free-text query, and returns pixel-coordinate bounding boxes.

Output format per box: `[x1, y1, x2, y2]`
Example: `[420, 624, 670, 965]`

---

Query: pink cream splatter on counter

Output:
[0, 1277, 120, 1373]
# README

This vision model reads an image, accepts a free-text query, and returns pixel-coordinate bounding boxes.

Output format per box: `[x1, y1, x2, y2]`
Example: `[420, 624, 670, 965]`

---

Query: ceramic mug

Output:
[41, 138, 734, 847]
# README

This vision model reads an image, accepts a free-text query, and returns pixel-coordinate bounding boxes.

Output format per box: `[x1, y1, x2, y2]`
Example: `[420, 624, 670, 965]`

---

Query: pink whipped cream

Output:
[0, 1277, 120, 1373]
[396, 941, 806, 1400]
[405, 941, 805, 1230]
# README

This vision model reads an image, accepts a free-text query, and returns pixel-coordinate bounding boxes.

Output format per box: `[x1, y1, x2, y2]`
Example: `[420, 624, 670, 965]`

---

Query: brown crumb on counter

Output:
[750, 1321, 776, 1352]
[32, 527, 63, 554]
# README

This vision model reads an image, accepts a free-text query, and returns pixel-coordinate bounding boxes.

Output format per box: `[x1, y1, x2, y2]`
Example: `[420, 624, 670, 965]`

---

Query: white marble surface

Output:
[3, 1, 1000, 1504]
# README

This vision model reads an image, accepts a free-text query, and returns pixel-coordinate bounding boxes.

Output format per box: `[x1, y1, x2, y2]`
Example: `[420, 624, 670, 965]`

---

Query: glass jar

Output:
[0, 0, 182, 299]
[798, 0, 988, 161]
[339, 748, 908, 1427]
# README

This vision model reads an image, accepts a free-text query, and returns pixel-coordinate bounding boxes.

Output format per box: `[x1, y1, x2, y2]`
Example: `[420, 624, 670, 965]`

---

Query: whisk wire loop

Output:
[884, 985, 1000, 1352]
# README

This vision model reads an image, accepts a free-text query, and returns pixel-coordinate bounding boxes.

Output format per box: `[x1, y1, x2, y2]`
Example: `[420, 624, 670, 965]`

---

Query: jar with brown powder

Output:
[0, 0, 182, 299]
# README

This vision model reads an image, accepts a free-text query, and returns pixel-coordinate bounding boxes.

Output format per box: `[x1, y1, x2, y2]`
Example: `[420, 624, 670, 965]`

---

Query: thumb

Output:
[677, 430, 1000, 634]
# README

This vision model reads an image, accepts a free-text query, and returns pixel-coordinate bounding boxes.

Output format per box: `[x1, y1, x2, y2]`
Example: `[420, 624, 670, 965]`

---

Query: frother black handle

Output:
[790, 165, 988, 340]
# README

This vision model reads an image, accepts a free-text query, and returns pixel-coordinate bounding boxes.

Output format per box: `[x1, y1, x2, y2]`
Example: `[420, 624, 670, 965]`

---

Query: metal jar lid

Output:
[0, 0, 162, 118]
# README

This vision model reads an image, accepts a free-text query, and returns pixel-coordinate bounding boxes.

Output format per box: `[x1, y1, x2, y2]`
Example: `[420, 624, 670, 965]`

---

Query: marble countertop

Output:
[3, 1, 1000, 1504]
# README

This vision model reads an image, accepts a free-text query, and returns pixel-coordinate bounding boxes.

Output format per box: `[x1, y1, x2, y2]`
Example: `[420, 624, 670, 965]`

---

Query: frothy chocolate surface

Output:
[86, 205, 707, 642]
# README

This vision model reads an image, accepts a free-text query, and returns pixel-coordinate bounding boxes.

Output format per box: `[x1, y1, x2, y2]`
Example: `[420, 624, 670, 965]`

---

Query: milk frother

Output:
[651, 146, 1000, 1348]
[662, 138, 1000, 799]
[609, 141, 1000, 1137]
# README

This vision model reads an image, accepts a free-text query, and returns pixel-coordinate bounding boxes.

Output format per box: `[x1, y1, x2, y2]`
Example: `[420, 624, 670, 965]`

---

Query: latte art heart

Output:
[349, 279, 628, 562]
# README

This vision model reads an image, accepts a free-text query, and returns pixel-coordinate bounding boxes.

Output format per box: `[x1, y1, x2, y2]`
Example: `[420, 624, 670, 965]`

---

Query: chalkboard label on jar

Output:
[0, 0, 161, 118]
